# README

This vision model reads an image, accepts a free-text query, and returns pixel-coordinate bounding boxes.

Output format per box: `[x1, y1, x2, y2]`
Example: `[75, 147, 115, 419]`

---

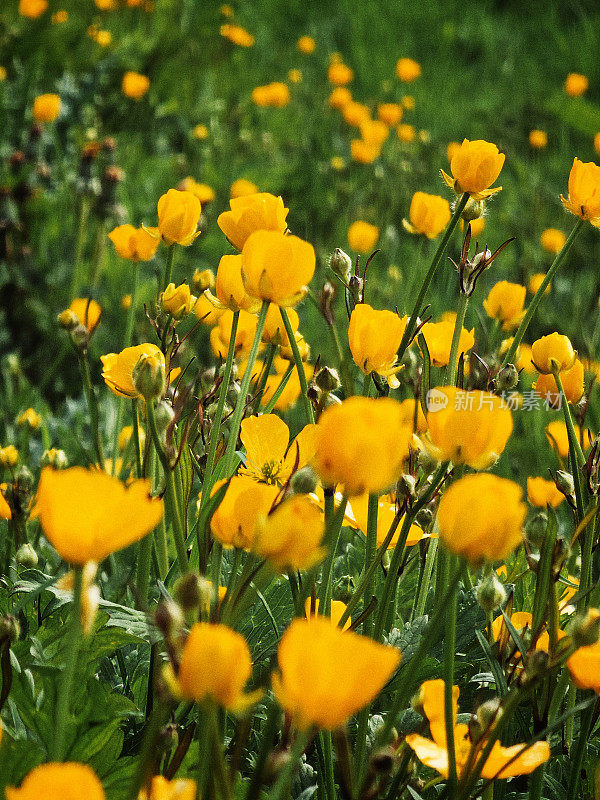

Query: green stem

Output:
[253, 343, 276, 412]
[501, 219, 585, 367]
[162, 244, 176, 291]
[580, 501, 599, 610]
[262, 364, 294, 414]
[78, 350, 104, 467]
[446, 292, 469, 386]
[279, 306, 314, 423]
[528, 763, 545, 800]
[136, 533, 153, 611]
[554, 369, 585, 520]
[442, 550, 458, 790]
[223, 301, 269, 475]
[70, 194, 90, 299]
[412, 538, 438, 620]
[132, 399, 143, 478]
[51, 566, 83, 761]
[566, 697, 595, 798]
[269, 731, 311, 800]
[398, 193, 469, 359]
[318, 493, 348, 616]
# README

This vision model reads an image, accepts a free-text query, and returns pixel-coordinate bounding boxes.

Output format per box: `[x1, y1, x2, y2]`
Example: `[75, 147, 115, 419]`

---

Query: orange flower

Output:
[328, 87, 352, 109]
[377, 103, 403, 126]
[218, 193, 288, 251]
[350, 139, 381, 164]
[397, 123, 416, 142]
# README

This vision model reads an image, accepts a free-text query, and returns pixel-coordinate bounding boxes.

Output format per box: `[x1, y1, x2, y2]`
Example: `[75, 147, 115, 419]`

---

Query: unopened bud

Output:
[154, 400, 175, 435]
[290, 465, 318, 495]
[330, 248, 352, 281]
[14, 465, 33, 497]
[0, 615, 20, 641]
[192, 268, 215, 293]
[174, 572, 202, 612]
[218, 360, 238, 381]
[348, 274, 363, 305]
[16, 543, 38, 568]
[461, 198, 486, 222]
[132, 354, 166, 401]
[469, 698, 502, 742]
[370, 746, 395, 774]
[493, 364, 519, 393]
[70, 323, 90, 350]
[555, 470, 575, 498]
[525, 511, 547, 547]
[476, 572, 506, 612]
[0, 445, 19, 468]
[41, 448, 68, 469]
[397, 473, 417, 501]
[314, 366, 340, 393]
[57, 309, 79, 330]
[571, 608, 600, 650]
[523, 649, 549, 681]
[155, 599, 184, 640]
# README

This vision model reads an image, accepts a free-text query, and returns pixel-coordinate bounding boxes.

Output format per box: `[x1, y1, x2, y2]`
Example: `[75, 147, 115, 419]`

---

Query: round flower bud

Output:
[154, 400, 175, 435]
[493, 363, 519, 393]
[476, 572, 506, 612]
[57, 309, 79, 330]
[70, 323, 90, 350]
[192, 268, 215, 293]
[531, 333, 576, 374]
[174, 572, 203, 612]
[314, 366, 341, 393]
[555, 470, 575, 498]
[15, 465, 33, 496]
[290, 465, 318, 495]
[132, 353, 166, 401]
[525, 511, 548, 547]
[0, 614, 20, 642]
[0, 446, 18, 468]
[41, 448, 68, 469]
[461, 197, 486, 222]
[571, 608, 600, 650]
[469, 698, 503, 743]
[16, 543, 38, 568]
[330, 248, 353, 281]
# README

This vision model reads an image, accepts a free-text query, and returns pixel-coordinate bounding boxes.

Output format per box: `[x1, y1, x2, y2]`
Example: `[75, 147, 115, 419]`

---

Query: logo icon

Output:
[426, 388, 449, 412]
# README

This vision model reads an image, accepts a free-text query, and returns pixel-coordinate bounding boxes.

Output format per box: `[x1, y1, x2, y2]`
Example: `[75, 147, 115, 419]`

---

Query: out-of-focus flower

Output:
[595, 132, 600, 157]
[0, 68, 6, 81]
[255, 494, 325, 571]
[33, 94, 61, 123]
[401, 95, 415, 109]
[19, 0, 48, 18]
[241, 230, 315, 306]
[397, 123, 416, 142]
[329, 87, 352, 109]
[218, 193, 288, 251]
[297, 35, 316, 54]
[210, 476, 279, 550]
[51, 10, 68, 23]
[252, 82, 291, 108]
[0, 446, 18, 468]
[545, 419, 592, 459]
[342, 101, 371, 127]
[6, 763, 105, 800]
[483, 281, 526, 330]
[288, 68, 302, 84]
[540, 227, 566, 254]
[220, 23, 254, 47]
[67, 298, 101, 333]
[350, 139, 381, 164]
[33, 467, 163, 564]
[101, 343, 165, 399]
[447, 141, 461, 163]
[565, 72, 588, 97]
[305, 598, 350, 630]
[230, 178, 258, 198]
[528, 273, 550, 295]
[137, 776, 196, 800]
[328, 62, 354, 85]
[347, 220, 379, 253]
[16, 408, 42, 430]
[109, 225, 159, 261]
[209, 309, 258, 358]
[567, 615, 600, 692]
[527, 476, 565, 508]
[378, 102, 403, 126]
[396, 57, 421, 82]
[420, 319, 475, 368]
[118, 425, 145, 453]
[178, 177, 215, 204]
[193, 124, 209, 140]
[531, 332, 576, 374]
[272, 616, 400, 729]
[348, 492, 427, 548]
[442, 138, 505, 199]
[403, 192, 451, 239]
[533, 358, 584, 407]
[360, 119, 389, 147]
[121, 71, 150, 100]
[348, 303, 406, 387]
[529, 130, 547, 149]
[560, 158, 600, 224]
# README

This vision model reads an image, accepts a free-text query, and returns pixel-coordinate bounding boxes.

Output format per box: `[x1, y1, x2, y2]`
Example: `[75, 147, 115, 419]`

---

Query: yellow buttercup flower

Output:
[161, 282, 194, 320]
[377, 102, 403, 126]
[442, 138, 505, 199]
[483, 280, 526, 330]
[328, 62, 354, 85]
[305, 598, 350, 630]
[406, 680, 549, 779]
[533, 358, 584, 407]
[121, 71, 150, 100]
[218, 193, 289, 251]
[531, 332, 576, 374]
[16, 408, 42, 430]
[138, 776, 196, 800]
[359, 119, 389, 146]
[33, 467, 163, 565]
[461, 215, 485, 237]
[420, 319, 475, 368]
[313, 397, 413, 496]
[403, 192, 451, 239]
[396, 57, 421, 82]
[545, 419, 592, 459]
[213, 254, 261, 312]
[397, 123, 416, 142]
[68, 298, 102, 332]
[252, 82, 291, 108]
[328, 87, 353, 110]
[176, 623, 261, 711]
[210, 309, 258, 359]
[0, 488, 11, 520]
[109, 224, 159, 261]
[528, 273, 550, 295]
[342, 101, 370, 127]
[210, 476, 279, 550]
[273, 616, 400, 730]
[178, 176, 215, 204]
[32, 93, 61, 123]
[154, 189, 201, 246]
[350, 139, 381, 164]
[527, 476, 565, 508]
[220, 23, 254, 47]
[193, 292, 224, 326]
[6, 763, 105, 800]
[260, 365, 308, 411]
[193, 123, 209, 140]
[297, 35, 316, 54]
[437, 473, 525, 563]
[422, 387, 513, 470]
[0, 445, 18, 468]
[565, 72, 588, 97]
[529, 129, 547, 149]
[348, 303, 406, 388]
[101, 343, 165, 399]
[239, 414, 318, 485]
[241, 230, 316, 307]
[230, 178, 259, 198]
[347, 220, 379, 253]
[560, 158, 600, 224]
[348, 492, 427, 548]
[567, 625, 600, 692]
[399, 398, 427, 433]
[540, 227, 566, 254]
[19, 0, 48, 18]
[118, 424, 145, 453]
[254, 494, 325, 571]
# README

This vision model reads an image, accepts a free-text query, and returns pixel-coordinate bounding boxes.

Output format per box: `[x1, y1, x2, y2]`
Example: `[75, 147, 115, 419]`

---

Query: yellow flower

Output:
[288, 66, 301, 81]
[0, 488, 11, 520]
[396, 57, 421, 82]
[545, 419, 592, 459]
[6, 763, 105, 800]
[52, 10, 68, 24]
[313, 397, 413, 496]
[153, 189, 201, 246]
[0, 67, 6, 81]
[377, 102, 403, 126]
[305, 598, 350, 629]
[220, 23, 254, 47]
[529, 129, 547, 149]
[565, 72, 588, 97]
[401, 94, 415, 109]
[420, 319, 475, 368]
[137, 776, 196, 800]
[272, 616, 400, 730]
[533, 358, 584, 407]
[397, 123, 416, 142]
[261, 304, 297, 347]
[527, 476, 565, 508]
[176, 623, 261, 711]
[438, 473, 525, 563]
[531, 332, 576, 374]
[348, 303, 406, 387]
[118, 425, 145, 453]
[109, 224, 160, 261]
[347, 220, 379, 253]
[193, 123, 209, 140]
[68, 298, 102, 332]
[218, 193, 288, 251]
[18, 0, 48, 18]
[442, 138, 505, 199]
[595, 132, 600, 157]
[447, 141, 461, 163]
[230, 178, 259, 198]
[528, 272, 550, 295]
[16, 408, 41, 430]
[399, 397, 427, 433]
[94, 30, 112, 47]
[210, 476, 279, 550]
[161, 283, 194, 320]
[461, 215, 485, 237]
[483, 281, 526, 330]
[342, 101, 371, 127]
[422, 386, 513, 470]
[403, 192, 451, 239]
[255, 494, 325, 571]
[193, 292, 224, 326]
[360, 119, 389, 146]
[348, 492, 427, 548]
[297, 35, 316, 54]
[328, 87, 353, 109]
[241, 230, 315, 307]
[239, 414, 318, 485]
[560, 158, 600, 224]
[0, 445, 18, 468]
[178, 177, 215, 204]
[252, 82, 291, 108]
[328, 62, 354, 85]
[32, 94, 61, 123]
[350, 139, 381, 164]
[406, 680, 549, 779]
[210, 309, 258, 359]
[540, 227, 566, 254]
[567, 627, 600, 692]
[101, 343, 165, 399]
[213, 254, 261, 312]
[121, 71, 150, 100]
[260, 366, 307, 411]
[33, 467, 163, 565]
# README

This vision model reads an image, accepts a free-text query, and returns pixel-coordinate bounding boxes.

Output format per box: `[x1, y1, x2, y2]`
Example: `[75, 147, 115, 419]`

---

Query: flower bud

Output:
[555, 470, 575, 498]
[154, 400, 175, 435]
[173, 572, 203, 612]
[0, 615, 19, 642]
[57, 309, 79, 330]
[0, 446, 18, 469]
[469, 698, 502, 742]
[192, 268, 215, 293]
[14, 465, 33, 497]
[315, 366, 341, 393]
[70, 323, 90, 350]
[460, 197, 486, 222]
[523, 649, 549, 682]
[476, 572, 506, 612]
[132, 354, 166, 401]
[16, 543, 38, 568]
[348, 274, 363, 305]
[415, 505, 435, 529]
[290, 465, 318, 495]
[330, 248, 353, 281]
[370, 746, 395, 774]
[571, 608, 600, 650]
[218, 360, 238, 380]
[155, 598, 185, 641]
[493, 363, 519, 393]
[397, 473, 417, 502]
[525, 511, 547, 547]
[41, 448, 68, 469]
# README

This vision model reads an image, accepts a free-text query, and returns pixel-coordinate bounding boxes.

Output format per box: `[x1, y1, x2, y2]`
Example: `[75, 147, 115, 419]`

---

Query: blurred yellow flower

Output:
[297, 35, 316, 54]
[230, 178, 259, 198]
[545, 419, 592, 459]
[567, 623, 600, 692]
[342, 101, 371, 127]
[528, 272, 550, 294]
[401, 95, 415, 110]
[19, 0, 48, 18]
[540, 227, 566, 254]
[350, 139, 381, 164]
[51, 10, 68, 23]
[305, 598, 350, 630]
[6, 763, 105, 800]
[109, 224, 160, 261]
[241, 230, 315, 306]
[118, 424, 145, 453]
[68, 298, 102, 332]
[347, 220, 379, 253]
[0, 446, 18, 468]
[121, 71, 150, 100]
[220, 23, 254, 47]
[33, 94, 61, 123]
[218, 192, 288, 251]
[328, 87, 353, 110]
[328, 62, 354, 85]
[210, 309, 258, 358]
[16, 408, 41, 430]
[377, 102, 403, 126]
[529, 129, 547, 149]
[396, 123, 416, 142]
[348, 492, 427, 548]
[565, 72, 588, 97]
[560, 158, 600, 224]
[348, 303, 406, 387]
[420, 319, 475, 368]
[442, 138, 505, 199]
[531, 332, 576, 373]
[396, 57, 421, 82]
[483, 281, 526, 330]
[210, 476, 279, 550]
[252, 82, 291, 108]
[178, 177, 215, 204]
[193, 124, 209, 140]
[527, 476, 565, 508]
[101, 343, 164, 399]
[255, 494, 325, 571]
[403, 191, 451, 239]
[360, 119, 389, 146]
[33, 467, 163, 565]
[137, 776, 196, 800]
[288, 68, 302, 84]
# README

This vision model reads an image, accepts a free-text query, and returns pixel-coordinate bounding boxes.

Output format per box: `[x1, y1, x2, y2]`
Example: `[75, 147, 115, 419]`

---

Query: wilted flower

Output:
[560, 158, 600, 224]
[241, 230, 315, 306]
[218, 192, 288, 251]
[32, 94, 61, 123]
[121, 71, 150, 100]
[348, 303, 406, 387]
[403, 192, 451, 239]
[272, 616, 400, 729]
[442, 138, 505, 199]
[109, 224, 159, 261]
[483, 281, 526, 330]
[6, 763, 105, 800]
[33, 467, 163, 564]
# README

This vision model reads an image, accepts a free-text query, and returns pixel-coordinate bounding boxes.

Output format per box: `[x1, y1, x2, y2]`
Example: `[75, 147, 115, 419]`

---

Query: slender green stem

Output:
[253, 343, 276, 412]
[501, 219, 585, 367]
[442, 550, 458, 790]
[78, 350, 104, 467]
[528, 765, 544, 800]
[446, 292, 469, 385]
[318, 493, 348, 616]
[136, 533, 153, 611]
[398, 193, 470, 359]
[262, 364, 294, 414]
[412, 537, 438, 620]
[223, 301, 269, 475]
[269, 731, 311, 800]
[279, 306, 314, 423]
[328, 317, 354, 397]
[322, 730, 336, 800]
[132, 399, 143, 477]
[128, 701, 171, 800]
[70, 194, 90, 299]
[554, 369, 585, 520]
[203, 310, 240, 498]
[580, 501, 599, 610]
[566, 696, 595, 798]
[51, 566, 83, 761]
[162, 244, 176, 291]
